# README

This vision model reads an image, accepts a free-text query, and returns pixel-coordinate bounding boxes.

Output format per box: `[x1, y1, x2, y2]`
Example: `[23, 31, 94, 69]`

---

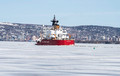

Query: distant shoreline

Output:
[0, 41, 120, 44]
[75, 41, 120, 44]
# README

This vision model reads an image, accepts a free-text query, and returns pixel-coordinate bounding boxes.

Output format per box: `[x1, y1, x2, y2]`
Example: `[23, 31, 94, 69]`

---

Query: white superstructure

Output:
[36, 15, 71, 42]
[44, 27, 70, 40]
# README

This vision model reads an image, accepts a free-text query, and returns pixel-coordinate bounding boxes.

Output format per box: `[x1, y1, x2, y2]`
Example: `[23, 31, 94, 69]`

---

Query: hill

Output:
[0, 22, 120, 43]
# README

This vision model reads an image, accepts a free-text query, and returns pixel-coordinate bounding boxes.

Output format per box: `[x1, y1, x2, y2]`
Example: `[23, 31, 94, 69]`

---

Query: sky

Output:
[0, 0, 120, 27]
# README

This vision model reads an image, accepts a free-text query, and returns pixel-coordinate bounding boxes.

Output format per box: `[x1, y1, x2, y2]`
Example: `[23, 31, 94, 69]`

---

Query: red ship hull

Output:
[36, 39, 74, 45]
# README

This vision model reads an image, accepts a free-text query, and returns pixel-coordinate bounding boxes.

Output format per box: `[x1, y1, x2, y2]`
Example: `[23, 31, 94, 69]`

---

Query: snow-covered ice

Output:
[0, 42, 120, 76]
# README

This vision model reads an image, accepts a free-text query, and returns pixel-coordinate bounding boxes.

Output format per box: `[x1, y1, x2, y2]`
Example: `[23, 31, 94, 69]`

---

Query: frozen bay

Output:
[0, 42, 120, 76]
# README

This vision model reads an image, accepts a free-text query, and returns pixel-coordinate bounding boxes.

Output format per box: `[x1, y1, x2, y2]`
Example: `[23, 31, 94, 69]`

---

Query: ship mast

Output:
[51, 15, 60, 29]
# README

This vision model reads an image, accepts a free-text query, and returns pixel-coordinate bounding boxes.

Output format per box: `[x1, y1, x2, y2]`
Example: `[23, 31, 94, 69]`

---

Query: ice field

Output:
[0, 42, 120, 76]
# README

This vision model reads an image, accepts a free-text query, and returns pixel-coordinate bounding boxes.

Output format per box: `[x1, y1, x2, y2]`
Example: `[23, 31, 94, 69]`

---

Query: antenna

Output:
[51, 15, 59, 26]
